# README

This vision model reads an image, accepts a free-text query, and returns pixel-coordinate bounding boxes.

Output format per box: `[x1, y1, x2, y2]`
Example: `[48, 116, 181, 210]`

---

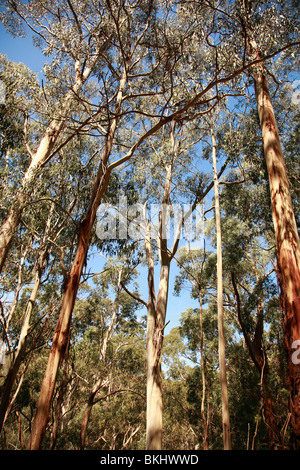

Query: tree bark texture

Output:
[241, 5, 300, 446]
[254, 71, 300, 448]
[146, 262, 170, 450]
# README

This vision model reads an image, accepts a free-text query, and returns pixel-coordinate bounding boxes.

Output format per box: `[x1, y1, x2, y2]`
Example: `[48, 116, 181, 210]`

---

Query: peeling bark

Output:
[254, 65, 300, 450]
[244, 24, 300, 446]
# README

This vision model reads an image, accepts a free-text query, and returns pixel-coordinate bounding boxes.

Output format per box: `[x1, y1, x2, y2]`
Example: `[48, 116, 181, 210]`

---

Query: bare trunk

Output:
[145, 218, 161, 450]
[211, 125, 232, 450]
[146, 262, 170, 450]
[145, 137, 175, 450]
[239, 4, 300, 445]
[26, 67, 128, 450]
[251, 49, 300, 450]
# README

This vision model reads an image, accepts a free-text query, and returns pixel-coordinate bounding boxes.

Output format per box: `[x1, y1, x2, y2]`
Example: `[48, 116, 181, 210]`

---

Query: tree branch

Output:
[120, 282, 148, 308]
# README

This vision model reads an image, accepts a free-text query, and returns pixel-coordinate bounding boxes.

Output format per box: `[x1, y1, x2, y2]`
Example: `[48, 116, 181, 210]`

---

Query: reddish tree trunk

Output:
[26, 163, 110, 450]
[253, 67, 300, 448]
[27, 66, 128, 450]
[241, 4, 300, 445]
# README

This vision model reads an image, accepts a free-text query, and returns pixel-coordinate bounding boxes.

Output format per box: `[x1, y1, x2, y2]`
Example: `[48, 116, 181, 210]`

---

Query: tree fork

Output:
[252, 53, 300, 449]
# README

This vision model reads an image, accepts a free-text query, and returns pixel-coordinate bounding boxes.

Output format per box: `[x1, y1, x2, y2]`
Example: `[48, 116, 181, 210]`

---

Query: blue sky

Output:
[0, 21, 45, 74]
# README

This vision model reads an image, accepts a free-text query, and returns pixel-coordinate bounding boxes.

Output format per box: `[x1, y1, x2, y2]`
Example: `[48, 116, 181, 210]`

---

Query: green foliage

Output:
[0, 0, 299, 451]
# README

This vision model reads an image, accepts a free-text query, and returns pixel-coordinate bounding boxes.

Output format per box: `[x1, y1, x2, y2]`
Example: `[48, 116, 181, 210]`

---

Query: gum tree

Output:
[237, 0, 300, 447]
[0, 0, 114, 272]
[210, 122, 231, 449]
[1, 0, 299, 450]
[26, 0, 169, 449]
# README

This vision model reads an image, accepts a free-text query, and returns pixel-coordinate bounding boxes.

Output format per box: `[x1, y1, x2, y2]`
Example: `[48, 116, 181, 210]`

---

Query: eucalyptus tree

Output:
[206, 0, 300, 446]
[0, 90, 101, 439]
[117, 103, 233, 449]
[0, 204, 54, 433]
[0, 54, 41, 251]
[0, 135, 94, 435]
[26, 0, 232, 450]
[173, 245, 211, 450]
[0, 53, 40, 173]
[210, 122, 231, 449]
[0, 0, 116, 272]
[211, 117, 291, 448]
[230, 261, 281, 447]
[54, 259, 145, 450]
[1, 0, 297, 276]
[1, 0, 299, 450]
[207, 120, 283, 447]
[179, 0, 300, 446]
[25, 0, 173, 449]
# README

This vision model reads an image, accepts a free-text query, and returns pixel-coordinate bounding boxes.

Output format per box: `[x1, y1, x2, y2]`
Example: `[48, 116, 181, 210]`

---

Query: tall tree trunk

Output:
[255, 72, 300, 449]
[0, 58, 99, 274]
[145, 226, 169, 450]
[145, 119, 211, 450]
[239, 1, 300, 446]
[211, 125, 232, 450]
[26, 65, 128, 450]
[146, 260, 170, 451]
[145, 153, 175, 450]
[244, 30, 300, 448]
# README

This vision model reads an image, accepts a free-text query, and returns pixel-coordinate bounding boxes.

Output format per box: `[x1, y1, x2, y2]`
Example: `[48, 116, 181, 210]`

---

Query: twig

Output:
[120, 282, 148, 308]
